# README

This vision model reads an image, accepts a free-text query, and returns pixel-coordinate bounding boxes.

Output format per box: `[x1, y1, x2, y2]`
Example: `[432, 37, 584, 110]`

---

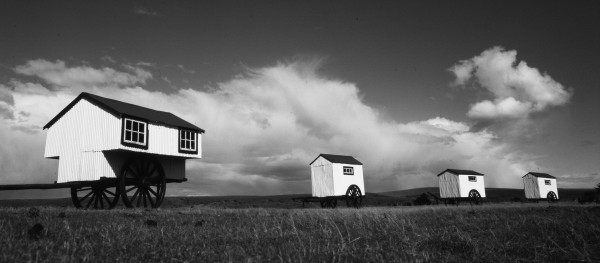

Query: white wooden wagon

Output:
[294, 154, 365, 208]
[0, 92, 203, 209]
[522, 172, 559, 202]
[437, 169, 486, 205]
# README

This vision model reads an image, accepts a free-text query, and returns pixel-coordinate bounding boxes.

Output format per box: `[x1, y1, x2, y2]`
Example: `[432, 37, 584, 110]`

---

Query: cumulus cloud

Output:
[0, 58, 544, 197]
[449, 46, 572, 120]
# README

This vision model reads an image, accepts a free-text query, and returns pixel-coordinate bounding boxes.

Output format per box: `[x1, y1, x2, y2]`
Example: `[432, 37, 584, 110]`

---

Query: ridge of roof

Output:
[523, 172, 556, 179]
[437, 168, 484, 176]
[309, 154, 363, 165]
[43, 92, 204, 132]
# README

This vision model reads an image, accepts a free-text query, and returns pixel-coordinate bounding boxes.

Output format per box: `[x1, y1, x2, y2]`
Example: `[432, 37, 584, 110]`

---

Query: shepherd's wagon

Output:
[0, 92, 204, 209]
[437, 169, 486, 204]
[522, 172, 558, 202]
[294, 154, 365, 208]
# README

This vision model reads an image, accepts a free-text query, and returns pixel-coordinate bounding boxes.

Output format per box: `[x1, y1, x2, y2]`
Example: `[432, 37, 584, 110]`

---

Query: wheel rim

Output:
[547, 191, 557, 202]
[119, 157, 166, 208]
[468, 190, 481, 205]
[345, 185, 363, 208]
[71, 181, 120, 209]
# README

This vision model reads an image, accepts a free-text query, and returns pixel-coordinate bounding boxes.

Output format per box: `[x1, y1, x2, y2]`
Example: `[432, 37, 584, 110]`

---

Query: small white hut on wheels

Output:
[43, 92, 204, 209]
[522, 172, 558, 202]
[308, 154, 365, 207]
[437, 169, 486, 203]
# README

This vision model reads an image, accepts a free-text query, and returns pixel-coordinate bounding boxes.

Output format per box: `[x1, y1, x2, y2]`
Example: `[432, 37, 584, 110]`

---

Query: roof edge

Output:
[437, 168, 484, 176]
[43, 92, 205, 133]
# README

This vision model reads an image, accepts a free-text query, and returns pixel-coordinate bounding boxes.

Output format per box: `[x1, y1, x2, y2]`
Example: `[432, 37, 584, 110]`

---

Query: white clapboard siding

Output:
[311, 162, 334, 197]
[523, 173, 540, 198]
[458, 174, 486, 197]
[438, 171, 486, 198]
[45, 98, 201, 159]
[46, 98, 198, 183]
[332, 163, 365, 196]
[538, 177, 558, 199]
[523, 173, 558, 199]
[310, 155, 365, 197]
[439, 172, 460, 198]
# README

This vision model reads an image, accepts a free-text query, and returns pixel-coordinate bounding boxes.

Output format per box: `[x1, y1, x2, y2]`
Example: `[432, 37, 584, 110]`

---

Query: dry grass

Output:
[0, 204, 599, 262]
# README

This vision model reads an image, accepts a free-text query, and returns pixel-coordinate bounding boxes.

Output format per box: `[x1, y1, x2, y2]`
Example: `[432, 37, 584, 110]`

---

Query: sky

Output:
[0, 1, 599, 198]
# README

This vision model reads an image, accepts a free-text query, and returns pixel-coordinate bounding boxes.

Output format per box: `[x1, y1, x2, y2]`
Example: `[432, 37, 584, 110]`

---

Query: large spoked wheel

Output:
[345, 185, 363, 208]
[547, 191, 558, 203]
[468, 190, 482, 205]
[70, 180, 120, 209]
[119, 157, 166, 208]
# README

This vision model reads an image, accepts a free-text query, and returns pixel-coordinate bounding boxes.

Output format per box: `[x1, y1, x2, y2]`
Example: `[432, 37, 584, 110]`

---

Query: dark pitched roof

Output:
[43, 92, 204, 132]
[310, 154, 363, 165]
[437, 169, 484, 176]
[523, 172, 556, 179]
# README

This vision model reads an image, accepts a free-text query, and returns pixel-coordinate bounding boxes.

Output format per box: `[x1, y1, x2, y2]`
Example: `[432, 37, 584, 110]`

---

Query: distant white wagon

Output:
[294, 154, 365, 208]
[522, 172, 559, 202]
[0, 92, 204, 209]
[437, 169, 486, 204]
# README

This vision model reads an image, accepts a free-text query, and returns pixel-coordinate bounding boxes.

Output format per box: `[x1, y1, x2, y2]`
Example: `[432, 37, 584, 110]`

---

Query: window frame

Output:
[121, 116, 149, 150]
[343, 166, 354, 175]
[545, 180, 551, 185]
[468, 176, 477, 182]
[178, 128, 198, 154]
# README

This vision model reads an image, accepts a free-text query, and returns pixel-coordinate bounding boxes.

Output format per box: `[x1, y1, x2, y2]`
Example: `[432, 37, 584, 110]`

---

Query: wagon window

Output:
[122, 118, 148, 148]
[468, 176, 477, 182]
[179, 129, 197, 154]
[545, 180, 551, 185]
[343, 166, 354, 175]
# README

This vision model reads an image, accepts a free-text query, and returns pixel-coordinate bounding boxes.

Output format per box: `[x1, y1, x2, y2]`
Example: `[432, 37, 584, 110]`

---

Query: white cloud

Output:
[133, 6, 161, 17]
[14, 59, 152, 88]
[0, 58, 552, 196]
[449, 46, 572, 120]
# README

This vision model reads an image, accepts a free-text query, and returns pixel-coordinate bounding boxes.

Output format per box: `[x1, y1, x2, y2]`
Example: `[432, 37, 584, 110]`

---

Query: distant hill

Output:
[0, 187, 594, 209]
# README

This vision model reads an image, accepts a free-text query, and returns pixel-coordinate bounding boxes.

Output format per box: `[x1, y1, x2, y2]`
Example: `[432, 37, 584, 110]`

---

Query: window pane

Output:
[133, 122, 138, 131]
[181, 139, 185, 148]
[126, 120, 131, 129]
[125, 131, 131, 141]
[139, 123, 145, 132]
[132, 132, 138, 142]
[186, 141, 190, 149]
[139, 134, 145, 144]
[191, 132, 195, 141]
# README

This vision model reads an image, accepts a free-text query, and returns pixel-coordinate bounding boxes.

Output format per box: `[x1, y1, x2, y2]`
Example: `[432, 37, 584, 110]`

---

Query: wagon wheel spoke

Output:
[147, 190, 156, 207]
[104, 189, 116, 197]
[86, 192, 96, 209]
[79, 190, 94, 203]
[142, 189, 148, 208]
[99, 192, 104, 209]
[131, 188, 141, 204]
[102, 192, 112, 205]
[120, 157, 166, 209]
[147, 187, 159, 197]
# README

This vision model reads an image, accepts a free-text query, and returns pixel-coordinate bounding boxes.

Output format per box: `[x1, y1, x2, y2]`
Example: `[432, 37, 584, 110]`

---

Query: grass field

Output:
[1, 203, 599, 262]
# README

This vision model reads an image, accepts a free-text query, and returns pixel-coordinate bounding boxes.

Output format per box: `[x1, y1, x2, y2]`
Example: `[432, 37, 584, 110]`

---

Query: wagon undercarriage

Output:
[293, 184, 364, 208]
[0, 155, 187, 209]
